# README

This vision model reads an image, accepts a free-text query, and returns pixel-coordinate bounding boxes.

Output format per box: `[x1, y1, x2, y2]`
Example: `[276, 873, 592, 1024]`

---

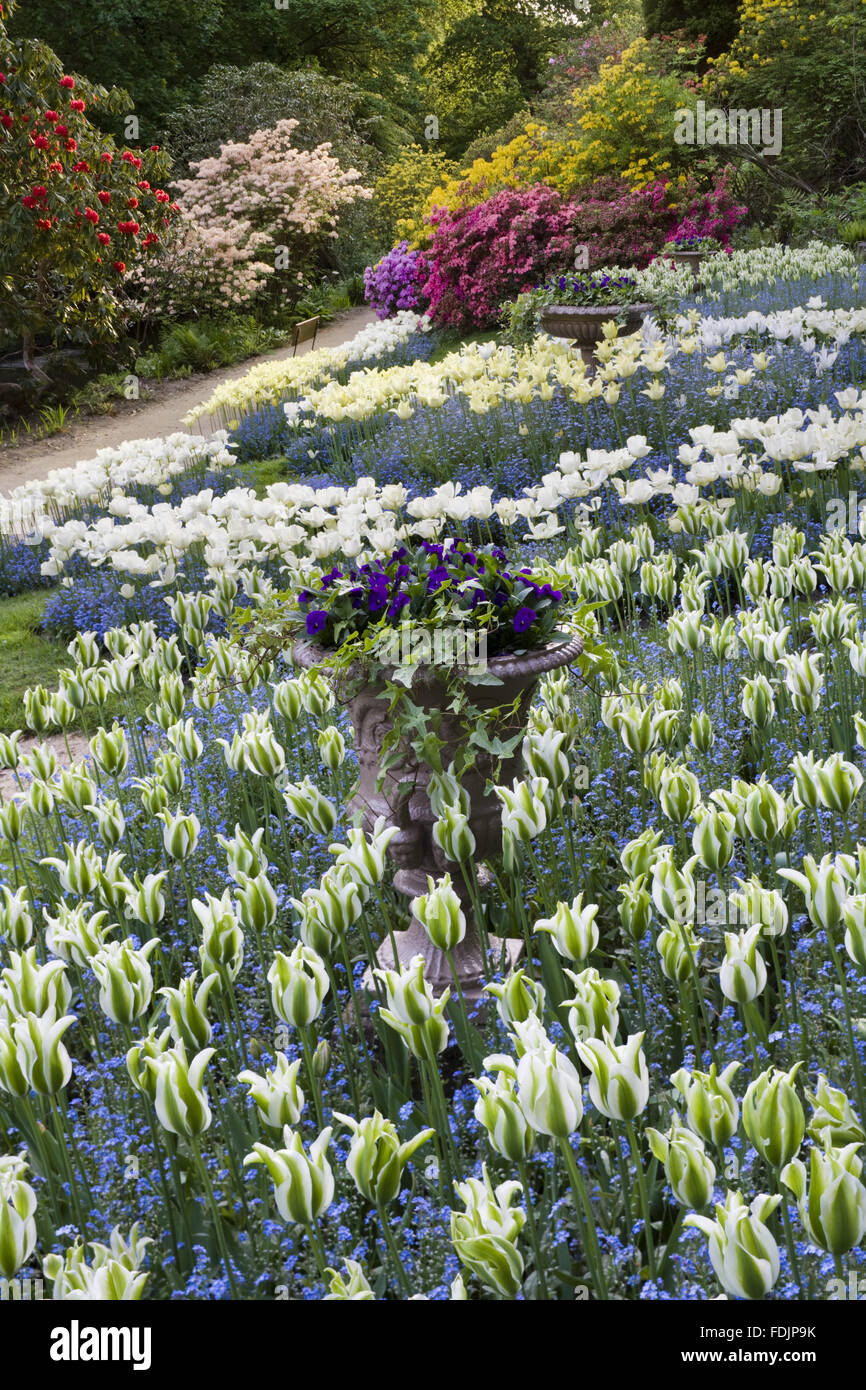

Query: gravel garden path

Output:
[0, 306, 376, 494]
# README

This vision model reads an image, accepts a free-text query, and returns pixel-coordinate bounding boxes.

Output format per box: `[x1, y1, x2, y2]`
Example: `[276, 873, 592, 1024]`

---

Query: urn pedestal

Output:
[294, 635, 584, 997]
[539, 303, 653, 372]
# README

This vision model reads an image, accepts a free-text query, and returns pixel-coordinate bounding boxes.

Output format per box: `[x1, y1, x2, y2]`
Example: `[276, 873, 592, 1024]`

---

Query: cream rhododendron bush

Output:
[169, 118, 372, 308]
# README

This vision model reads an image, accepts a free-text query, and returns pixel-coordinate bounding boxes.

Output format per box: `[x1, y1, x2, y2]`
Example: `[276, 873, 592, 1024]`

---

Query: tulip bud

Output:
[86, 798, 126, 848]
[272, 678, 303, 722]
[806, 1075, 866, 1147]
[146, 1041, 215, 1139]
[283, 777, 338, 836]
[672, 1062, 741, 1147]
[125, 870, 168, 928]
[562, 965, 620, 1042]
[741, 674, 776, 729]
[782, 1143, 866, 1255]
[533, 893, 599, 962]
[651, 853, 698, 925]
[685, 1190, 781, 1299]
[0, 1010, 76, 1094]
[238, 1054, 305, 1130]
[656, 919, 701, 983]
[432, 803, 476, 863]
[90, 724, 129, 777]
[647, 1115, 716, 1208]
[126, 1026, 172, 1101]
[0, 886, 32, 948]
[159, 971, 217, 1051]
[575, 1030, 649, 1122]
[484, 969, 546, 1026]
[617, 875, 652, 944]
[620, 828, 664, 880]
[235, 871, 278, 934]
[689, 710, 715, 754]
[244, 1124, 334, 1225]
[157, 807, 201, 862]
[728, 874, 788, 939]
[317, 726, 346, 771]
[779, 854, 848, 932]
[324, 1260, 375, 1301]
[742, 1065, 805, 1169]
[692, 806, 735, 872]
[720, 925, 767, 1004]
[509, 1020, 585, 1138]
[523, 727, 570, 792]
[328, 817, 398, 889]
[333, 1109, 434, 1206]
[194, 890, 244, 990]
[0, 1154, 37, 1279]
[268, 943, 330, 1028]
[473, 1072, 535, 1161]
[494, 776, 549, 841]
[375, 954, 450, 1061]
[411, 873, 466, 952]
[312, 1038, 331, 1080]
[658, 762, 701, 825]
[451, 1165, 525, 1298]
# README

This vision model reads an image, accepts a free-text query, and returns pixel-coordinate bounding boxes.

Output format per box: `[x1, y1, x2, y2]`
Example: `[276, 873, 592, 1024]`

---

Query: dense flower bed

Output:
[3, 244, 866, 1305]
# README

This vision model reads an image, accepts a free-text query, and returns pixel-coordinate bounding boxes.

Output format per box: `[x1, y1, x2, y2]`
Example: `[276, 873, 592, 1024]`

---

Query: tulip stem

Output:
[376, 1199, 413, 1297]
[189, 1137, 241, 1298]
[625, 1119, 657, 1281]
[518, 1160, 550, 1300]
[299, 1028, 326, 1132]
[558, 1136, 608, 1300]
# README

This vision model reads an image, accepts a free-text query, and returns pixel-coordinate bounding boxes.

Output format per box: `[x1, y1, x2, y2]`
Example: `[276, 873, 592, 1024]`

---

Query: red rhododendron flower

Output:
[32, 134, 49, 148]
[100, 152, 112, 163]
[44, 109, 58, 122]
[69, 99, 85, 112]
[72, 160, 89, 172]
[84, 207, 99, 224]
[65, 138, 77, 151]
[21, 194, 37, 208]
[97, 190, 111, 204]
[127, 196, 139, 208]
[60, 75, 75, 88]
[31, 184, 47, 197]
[154, 189, 169, 203]
[137, 180, 151, 190]
[48, 160, 62, 172]
[1, 114, 12, 128]
[54, 124, 68, 136]
[36, 218, 51, 229]
[117, 220, 140, 235]
[97, 232, 111, 245]
[112, 260, 126, 272]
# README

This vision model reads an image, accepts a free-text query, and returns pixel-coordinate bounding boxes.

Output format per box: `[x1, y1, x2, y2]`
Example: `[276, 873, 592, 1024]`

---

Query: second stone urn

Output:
[294, 634, 583, 997]
[539, 303, 653, 371]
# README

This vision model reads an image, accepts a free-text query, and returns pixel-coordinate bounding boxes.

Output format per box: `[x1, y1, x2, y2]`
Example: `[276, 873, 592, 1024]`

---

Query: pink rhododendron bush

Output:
[164, 118, 372, 312]
[421, 185, 581, 330]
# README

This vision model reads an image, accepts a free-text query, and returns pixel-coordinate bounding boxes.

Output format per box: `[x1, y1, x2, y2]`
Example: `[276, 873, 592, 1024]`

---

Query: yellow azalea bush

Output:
[373, 144, 459, 247]
[406, 37, 702, 244]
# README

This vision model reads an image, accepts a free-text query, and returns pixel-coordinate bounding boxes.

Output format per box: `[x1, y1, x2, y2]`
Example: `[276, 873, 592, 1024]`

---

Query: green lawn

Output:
[0, 588, 71, 734]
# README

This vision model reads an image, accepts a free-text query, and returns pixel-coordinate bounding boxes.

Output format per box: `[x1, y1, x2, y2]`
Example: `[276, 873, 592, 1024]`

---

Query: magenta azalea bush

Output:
[421, 186, 579, 330]
[667, 167, 747, 249]
[418, 173, 746, 330]
[364, 241, 429, 319]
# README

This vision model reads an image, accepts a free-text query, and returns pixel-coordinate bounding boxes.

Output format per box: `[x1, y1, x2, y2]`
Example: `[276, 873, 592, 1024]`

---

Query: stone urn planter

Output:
[663, 250, 704, 280]
[294, 633, 583, 997]
[539, 303, 653, 372]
